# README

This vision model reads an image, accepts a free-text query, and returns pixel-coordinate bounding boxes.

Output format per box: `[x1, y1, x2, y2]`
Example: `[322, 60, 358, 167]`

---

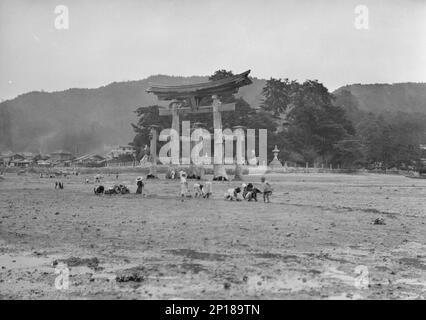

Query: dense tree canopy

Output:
[266, 80, 356, 165]
[132, 70, 426, 169]
[261, 78, 297, 117]
[132, 70, 278, 160]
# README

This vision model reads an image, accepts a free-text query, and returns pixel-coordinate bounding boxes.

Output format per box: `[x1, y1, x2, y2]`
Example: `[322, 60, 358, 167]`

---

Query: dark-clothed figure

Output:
[94, 185, 105, 195]
[136, 176, 144, 194]
[55, 181, 64, 189]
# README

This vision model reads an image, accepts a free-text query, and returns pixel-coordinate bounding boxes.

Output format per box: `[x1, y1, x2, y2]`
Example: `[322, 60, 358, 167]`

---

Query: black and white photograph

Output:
[0, 0, 425, 304]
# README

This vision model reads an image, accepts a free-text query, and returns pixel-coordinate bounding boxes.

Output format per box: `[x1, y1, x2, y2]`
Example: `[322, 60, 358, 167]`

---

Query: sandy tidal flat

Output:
[0, 172, 425, 299]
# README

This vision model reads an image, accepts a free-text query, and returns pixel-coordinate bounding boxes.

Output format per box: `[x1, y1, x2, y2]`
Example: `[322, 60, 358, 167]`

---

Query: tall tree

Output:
[209, 69, 234, 81]
[261, 78, 297, 117]
[284, 80, 354, 164]
[0, 105, 12, 150]
[356, 112, 425, 168]
[333, 89, 362, 123]
[131, 105, 170, 159]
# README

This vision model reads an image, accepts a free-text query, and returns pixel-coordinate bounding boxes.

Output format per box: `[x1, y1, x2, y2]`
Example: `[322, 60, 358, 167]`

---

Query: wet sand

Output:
[0, 172, 425, 299]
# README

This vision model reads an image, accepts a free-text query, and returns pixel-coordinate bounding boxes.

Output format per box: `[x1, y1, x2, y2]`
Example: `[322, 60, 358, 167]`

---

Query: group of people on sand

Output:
[179, 171, 212, 201]
[180, 171, 273, 203]
[224, 177, 273, 203]
[91, 170, 272, 202]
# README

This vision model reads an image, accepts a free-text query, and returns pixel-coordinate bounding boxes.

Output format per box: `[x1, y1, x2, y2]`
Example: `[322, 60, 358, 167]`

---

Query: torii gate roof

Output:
[146, 70, 252, 101]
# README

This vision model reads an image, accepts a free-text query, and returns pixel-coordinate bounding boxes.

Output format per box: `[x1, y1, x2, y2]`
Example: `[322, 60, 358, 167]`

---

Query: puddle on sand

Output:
[322, 266, 361, 286]
[244, 273, 323, 294]
[166, 249, 228, 261]
[399, 258, 426, 271]
[0, 254, 51, 270]
[394, 278, 426, 288]
[327, 293, 364, 300]
[393, 242, 426, 256]
[253, 253, 299, 262]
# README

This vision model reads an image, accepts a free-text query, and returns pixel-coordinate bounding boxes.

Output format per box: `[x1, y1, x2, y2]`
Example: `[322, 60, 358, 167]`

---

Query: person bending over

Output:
[224, 187, 242, 201]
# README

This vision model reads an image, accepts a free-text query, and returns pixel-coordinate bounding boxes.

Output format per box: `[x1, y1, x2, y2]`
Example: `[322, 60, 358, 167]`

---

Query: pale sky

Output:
[0, 0, 425, 100]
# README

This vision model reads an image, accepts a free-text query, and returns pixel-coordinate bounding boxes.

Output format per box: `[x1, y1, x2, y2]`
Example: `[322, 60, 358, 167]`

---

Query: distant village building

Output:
[11, 154, 25, 161]
[0, 152, 49, 167]
[21, 152, 34, 160]
[15, 159, 32, 167]
[9, 154, 27, 167]
[0, 151, 14, 166]
[36, 160, 51, 167]
[104, 145, 136, 167]
[73, 154, 106, 167]
[107, 145, 136, 159]
[49, 150, 74, 162]
[9, 153, 25, 167]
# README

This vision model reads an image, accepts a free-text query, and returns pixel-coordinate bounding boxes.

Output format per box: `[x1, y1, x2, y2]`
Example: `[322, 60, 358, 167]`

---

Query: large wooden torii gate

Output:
[146, 70, 252, 179]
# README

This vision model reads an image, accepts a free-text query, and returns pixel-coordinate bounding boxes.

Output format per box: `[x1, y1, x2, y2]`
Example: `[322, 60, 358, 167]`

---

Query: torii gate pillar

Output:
[170, 102, 180, 137]
[212, 95, 228, 180]
[148, 125, 159, 178]
[170, 101, 180, 167]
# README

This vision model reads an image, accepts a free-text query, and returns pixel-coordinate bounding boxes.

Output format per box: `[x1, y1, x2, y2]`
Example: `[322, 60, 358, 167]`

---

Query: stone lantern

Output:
[269, 145, 283, 169]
